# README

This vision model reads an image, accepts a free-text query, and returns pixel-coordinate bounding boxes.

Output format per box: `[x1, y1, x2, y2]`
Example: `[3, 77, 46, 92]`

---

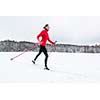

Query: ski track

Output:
[0, 52, 100, 81]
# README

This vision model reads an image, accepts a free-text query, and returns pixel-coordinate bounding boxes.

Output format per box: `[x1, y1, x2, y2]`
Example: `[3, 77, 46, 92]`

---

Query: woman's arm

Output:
[37, 30, 43, 42]
[48, 36, 55, 44]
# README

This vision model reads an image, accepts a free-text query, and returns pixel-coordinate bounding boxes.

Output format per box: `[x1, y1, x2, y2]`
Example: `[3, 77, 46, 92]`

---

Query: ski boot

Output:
[32, 60, 35, 64]
[44, 66, 50, 70]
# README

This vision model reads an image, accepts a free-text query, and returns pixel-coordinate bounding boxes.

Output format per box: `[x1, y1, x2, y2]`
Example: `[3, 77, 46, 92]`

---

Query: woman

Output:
[32, 24, 55, 70]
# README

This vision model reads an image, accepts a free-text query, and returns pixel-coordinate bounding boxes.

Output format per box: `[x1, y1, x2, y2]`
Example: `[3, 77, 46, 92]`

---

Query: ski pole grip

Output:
[55, 41, 57, 44]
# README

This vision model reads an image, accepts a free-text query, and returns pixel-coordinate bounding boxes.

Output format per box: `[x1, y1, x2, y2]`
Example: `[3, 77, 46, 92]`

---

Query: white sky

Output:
[0, 16, 100, 45]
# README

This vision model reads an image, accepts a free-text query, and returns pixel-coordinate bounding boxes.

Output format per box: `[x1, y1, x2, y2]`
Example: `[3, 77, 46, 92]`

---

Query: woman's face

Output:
[46, 26, 49, 31]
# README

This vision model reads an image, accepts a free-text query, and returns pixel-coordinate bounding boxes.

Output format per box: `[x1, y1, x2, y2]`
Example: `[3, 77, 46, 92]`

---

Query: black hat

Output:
[43, 24, 49, 29]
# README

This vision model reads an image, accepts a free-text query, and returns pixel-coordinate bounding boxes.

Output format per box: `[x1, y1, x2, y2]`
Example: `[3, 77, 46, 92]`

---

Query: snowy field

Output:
[0, 52, 100, 82]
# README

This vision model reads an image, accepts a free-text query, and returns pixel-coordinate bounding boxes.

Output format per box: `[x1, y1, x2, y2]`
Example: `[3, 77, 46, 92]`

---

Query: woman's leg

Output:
[42, 47, 49, 68]
[34, 46, 42, 61]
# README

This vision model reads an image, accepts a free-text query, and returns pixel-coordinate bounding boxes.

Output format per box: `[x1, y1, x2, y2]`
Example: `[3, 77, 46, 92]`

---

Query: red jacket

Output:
[37, 30, 55, 46]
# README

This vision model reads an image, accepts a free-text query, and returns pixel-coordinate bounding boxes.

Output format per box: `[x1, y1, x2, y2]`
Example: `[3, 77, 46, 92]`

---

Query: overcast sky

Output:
[0, 16, 100, 45]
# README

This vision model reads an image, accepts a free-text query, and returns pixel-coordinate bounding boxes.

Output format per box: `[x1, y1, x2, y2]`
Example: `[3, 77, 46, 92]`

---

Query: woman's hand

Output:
[38, 41, 43, 45]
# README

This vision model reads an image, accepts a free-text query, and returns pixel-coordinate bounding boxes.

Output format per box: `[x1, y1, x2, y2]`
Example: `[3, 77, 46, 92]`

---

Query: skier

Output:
[32, 24, 56, 70]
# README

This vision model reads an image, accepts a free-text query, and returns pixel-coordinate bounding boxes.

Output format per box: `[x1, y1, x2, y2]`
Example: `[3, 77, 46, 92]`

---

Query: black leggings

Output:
[34, 46, 48, 67]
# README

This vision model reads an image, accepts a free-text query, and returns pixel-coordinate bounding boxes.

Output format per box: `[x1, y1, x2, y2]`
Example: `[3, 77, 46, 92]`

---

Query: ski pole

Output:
[52, 41, 57, 52]
[49, 41, 57, 56]
[10, 44, 38, 61]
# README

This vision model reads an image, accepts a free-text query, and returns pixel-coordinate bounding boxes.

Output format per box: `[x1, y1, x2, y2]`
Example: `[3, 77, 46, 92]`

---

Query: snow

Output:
[0, 52, 100, 82]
